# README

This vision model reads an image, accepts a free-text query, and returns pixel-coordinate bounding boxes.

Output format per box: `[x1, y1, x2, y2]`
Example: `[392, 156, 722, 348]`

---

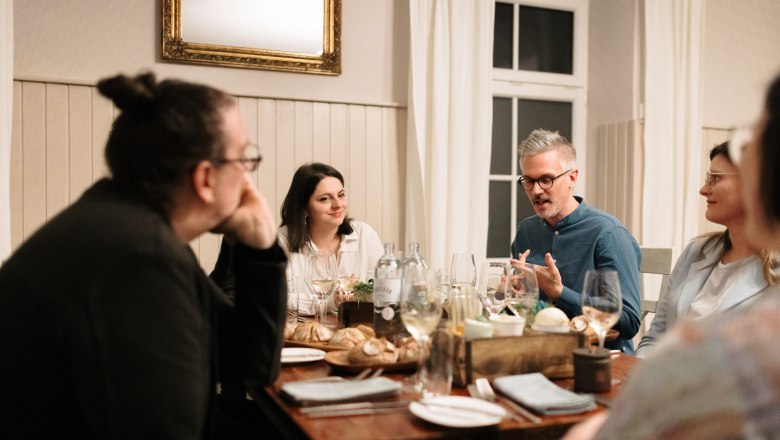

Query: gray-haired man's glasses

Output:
[215, 143, 262, 172]
[518, 169, 572, 191]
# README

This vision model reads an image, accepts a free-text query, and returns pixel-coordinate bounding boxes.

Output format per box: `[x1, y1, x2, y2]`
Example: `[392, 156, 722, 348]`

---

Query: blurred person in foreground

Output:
[510, 129, 642, 353]
[636, 141, 778, 358]
[564, 74, 780, 440]
[0, 72, 287, 439]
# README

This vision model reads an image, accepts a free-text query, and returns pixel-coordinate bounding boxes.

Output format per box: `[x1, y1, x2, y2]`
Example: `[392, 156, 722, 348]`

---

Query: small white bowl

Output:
[464, 318, 494, 340]
[490, 315, 526, 336]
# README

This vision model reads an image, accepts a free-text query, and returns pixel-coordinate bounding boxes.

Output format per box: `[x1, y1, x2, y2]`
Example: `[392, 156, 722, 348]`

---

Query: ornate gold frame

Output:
[162, 0, 341, 75]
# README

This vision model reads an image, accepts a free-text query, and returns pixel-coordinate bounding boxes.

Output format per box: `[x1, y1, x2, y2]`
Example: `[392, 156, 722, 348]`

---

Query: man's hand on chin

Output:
[213, 177, 277, 250]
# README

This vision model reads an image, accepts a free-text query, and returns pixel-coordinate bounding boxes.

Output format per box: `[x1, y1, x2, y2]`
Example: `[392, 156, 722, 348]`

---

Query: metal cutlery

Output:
[474, 377, 542, 424]
[301, 400, 412, 418]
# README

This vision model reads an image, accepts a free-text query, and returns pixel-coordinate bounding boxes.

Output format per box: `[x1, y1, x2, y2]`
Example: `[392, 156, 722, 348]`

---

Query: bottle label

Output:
[373, 278, 401, 304]
[381, 306, 395, 320]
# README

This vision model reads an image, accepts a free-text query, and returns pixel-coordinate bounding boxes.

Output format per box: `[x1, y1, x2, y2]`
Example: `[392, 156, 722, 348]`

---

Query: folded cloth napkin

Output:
[281, 377, 401, 405]
[493, 373, 596, 415]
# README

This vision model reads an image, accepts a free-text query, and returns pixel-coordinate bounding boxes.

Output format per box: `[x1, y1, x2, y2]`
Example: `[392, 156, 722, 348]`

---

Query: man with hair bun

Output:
[0, 72, 286, 439]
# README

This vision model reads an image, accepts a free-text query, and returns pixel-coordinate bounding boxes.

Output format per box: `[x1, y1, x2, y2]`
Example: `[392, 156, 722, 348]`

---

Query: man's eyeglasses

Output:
[518, 170, 572, 191]
[704, 171, 738, 187]
[215, 143, 262, 172]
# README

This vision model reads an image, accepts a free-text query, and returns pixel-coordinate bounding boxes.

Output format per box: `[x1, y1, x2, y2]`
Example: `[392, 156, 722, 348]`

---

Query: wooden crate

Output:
[453, 330, 584, 387]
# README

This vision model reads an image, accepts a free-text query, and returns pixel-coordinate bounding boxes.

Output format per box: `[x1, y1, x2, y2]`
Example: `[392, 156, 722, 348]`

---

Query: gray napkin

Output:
[493, 373, 596, 415]
[281, 377, 401, 405]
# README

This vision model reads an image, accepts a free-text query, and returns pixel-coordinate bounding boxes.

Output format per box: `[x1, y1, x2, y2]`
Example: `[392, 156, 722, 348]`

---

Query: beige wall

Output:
[10, 80, 406, 270]
[14, 0, 409, 106]
[11, 0, 409, 269]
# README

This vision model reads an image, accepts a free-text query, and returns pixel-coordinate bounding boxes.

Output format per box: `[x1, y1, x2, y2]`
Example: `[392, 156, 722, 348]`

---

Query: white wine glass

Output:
[581, 269, 622, 351]
[478, 262, 508, 319]
[506, 262, 539, 323]
[400, 266, 443, 392]
[304, 251, 337, 328]
[337, 250, 359, 302]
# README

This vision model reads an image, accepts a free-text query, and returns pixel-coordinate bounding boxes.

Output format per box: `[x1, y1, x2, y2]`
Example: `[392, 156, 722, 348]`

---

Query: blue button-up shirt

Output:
[511, 197, 642, 353]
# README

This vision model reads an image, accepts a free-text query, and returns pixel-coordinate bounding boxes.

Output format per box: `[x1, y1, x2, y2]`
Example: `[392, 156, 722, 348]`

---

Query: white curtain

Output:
[406, 0, 493, 271]
[0, 0, 12, 264]
[643, 0, 704, 256]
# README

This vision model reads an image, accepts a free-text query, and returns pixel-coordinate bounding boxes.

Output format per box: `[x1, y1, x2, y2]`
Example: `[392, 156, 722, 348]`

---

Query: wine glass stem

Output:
[318, 298, 328, 325]
[416, 334, 430, 386]
[597, 329, 606, 350]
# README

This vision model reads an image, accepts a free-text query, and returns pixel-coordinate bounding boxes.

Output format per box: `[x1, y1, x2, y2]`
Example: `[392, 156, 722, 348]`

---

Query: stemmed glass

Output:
[304, 251, 338, 328]
[506, 262, 539, 323]
[581, 269, 623, 351]
[400, 266, 443, 393]
[478, 262, 508, 319]
[449, 253, 477, 289]
[336, 250, 359, 303]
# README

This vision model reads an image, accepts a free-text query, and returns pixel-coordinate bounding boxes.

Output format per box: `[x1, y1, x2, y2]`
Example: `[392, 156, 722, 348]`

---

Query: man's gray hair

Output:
[517, 129, 577, 171]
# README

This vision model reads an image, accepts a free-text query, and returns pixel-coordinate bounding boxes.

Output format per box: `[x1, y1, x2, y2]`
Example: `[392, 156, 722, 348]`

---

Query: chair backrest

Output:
[639, 247, 673, 320]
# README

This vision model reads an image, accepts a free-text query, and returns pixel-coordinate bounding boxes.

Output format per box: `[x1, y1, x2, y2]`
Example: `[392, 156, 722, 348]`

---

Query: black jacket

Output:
[0, 179, 287, 439]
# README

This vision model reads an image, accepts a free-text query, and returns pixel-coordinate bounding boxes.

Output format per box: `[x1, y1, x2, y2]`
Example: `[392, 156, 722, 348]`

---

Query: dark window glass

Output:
[518, 6, 574, 74]
[491, 97, 512, 175]
[516, 99, 572, 146]
[493, 2, 513, 68]
[487, 181, 512, 258]
[516, 185, 535, 241]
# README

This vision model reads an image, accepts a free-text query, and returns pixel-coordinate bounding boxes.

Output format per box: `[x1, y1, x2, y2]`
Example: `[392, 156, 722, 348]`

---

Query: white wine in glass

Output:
[337, 250, 359, 301]
[304, 251, 337, 327]
[400, 266, 443, 394]
[581, 269, 622, 350]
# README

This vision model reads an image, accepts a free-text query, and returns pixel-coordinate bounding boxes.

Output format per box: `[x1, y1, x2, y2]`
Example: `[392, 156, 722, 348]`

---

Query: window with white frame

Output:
[487, 0, 588, 259]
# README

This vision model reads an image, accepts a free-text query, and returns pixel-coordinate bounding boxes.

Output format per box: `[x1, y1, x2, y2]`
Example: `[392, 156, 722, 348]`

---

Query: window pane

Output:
[491, 97, 512, 175]
[516, 186, 535, 241]
[518, 6, 573, 74]
[493, 2, 513, 68]
[487, 181, 511, 258]
[517, 99, 572, 146]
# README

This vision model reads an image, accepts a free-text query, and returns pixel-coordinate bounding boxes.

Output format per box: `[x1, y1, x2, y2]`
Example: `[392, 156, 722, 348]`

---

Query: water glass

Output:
[419, 322, 454, 397]
[506, 262, 539, 324]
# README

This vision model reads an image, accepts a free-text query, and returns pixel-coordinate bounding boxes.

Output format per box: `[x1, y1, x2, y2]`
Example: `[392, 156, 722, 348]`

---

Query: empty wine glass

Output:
[506, 262, 539, 324]
[400, 266, 443, 393]
[478, 262, 508, 319]
[581, 269, 623, 351]
[304, 251, 337, 328]
[337, 250, 359, 302]
[449, 253, 477, 288]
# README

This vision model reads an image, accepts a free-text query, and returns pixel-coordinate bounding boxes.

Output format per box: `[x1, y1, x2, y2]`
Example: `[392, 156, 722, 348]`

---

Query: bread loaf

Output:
[290, 322, 334, 343]
[347, 337, 399, 365]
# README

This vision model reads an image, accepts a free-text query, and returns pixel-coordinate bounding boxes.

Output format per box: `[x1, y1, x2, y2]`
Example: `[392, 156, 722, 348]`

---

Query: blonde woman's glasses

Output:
[704, 171, 738, 187]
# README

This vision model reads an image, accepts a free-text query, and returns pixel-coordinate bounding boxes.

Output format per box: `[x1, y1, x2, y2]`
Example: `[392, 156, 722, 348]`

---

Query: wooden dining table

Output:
[249, 352, 639, 440]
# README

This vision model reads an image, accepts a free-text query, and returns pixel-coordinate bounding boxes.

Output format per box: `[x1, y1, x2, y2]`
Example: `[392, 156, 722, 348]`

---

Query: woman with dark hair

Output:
[280, 162, 384, 310]
[0, 72, 286, 439]
[564, 74, 780, 440]
[636, 141, 778, 357]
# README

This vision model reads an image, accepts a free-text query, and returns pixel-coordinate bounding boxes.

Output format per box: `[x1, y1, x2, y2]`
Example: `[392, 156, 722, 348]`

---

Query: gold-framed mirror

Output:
[162, 0, 341, 75]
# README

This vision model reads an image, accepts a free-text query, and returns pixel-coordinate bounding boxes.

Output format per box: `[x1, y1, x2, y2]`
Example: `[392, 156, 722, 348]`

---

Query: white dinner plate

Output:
[409, 396, 506, 428]
[281, 347, 326, 364]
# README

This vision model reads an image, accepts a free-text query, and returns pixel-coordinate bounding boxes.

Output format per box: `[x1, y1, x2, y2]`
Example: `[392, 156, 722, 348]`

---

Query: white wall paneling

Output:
[11, 80, 406, 271]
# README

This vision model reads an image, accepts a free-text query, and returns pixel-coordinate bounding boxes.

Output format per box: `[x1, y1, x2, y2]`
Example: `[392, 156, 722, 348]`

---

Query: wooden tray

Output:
[453, 330, 583, 387]
[284, 340, 344, 352]
[324, 350, 417, 374]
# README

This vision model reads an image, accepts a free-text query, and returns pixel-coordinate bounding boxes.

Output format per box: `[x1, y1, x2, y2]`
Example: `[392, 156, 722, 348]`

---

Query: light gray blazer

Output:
[636, 236, 770, 357]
